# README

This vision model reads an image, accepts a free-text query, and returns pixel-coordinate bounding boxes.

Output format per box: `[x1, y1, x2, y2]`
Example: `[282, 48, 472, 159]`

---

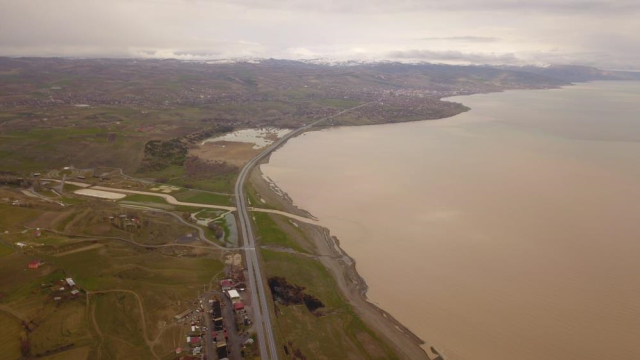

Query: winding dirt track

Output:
[0, 305, 28, 323]
[91, 186, 236, 211]
[88, 297, 105, 360]
[88, 289, 159, 360]
[33, 226, 221, 251]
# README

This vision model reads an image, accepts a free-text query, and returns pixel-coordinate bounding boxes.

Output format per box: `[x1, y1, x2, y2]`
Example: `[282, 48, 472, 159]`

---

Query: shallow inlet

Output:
[201, 128, 291, 149]
[261, 81, 640, 360]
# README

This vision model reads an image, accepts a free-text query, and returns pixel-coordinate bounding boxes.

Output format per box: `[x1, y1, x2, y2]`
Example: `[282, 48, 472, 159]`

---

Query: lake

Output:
[261, 81, 640, 360]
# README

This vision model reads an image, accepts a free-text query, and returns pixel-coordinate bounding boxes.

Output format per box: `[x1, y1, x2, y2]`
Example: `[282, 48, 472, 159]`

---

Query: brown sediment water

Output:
[261, 81, 640, 360]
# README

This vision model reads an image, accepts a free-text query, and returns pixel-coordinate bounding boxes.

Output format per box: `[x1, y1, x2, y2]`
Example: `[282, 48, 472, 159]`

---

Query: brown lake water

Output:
[261, 81, 640, 360]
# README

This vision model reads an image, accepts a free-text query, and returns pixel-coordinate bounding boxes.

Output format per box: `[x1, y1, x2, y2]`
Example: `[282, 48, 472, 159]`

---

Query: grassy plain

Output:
[261, 249, 398, 360]
[0, 203, 43, 231]
[168, 174, 237, 194]
[92, 292, 152, 360]
[253, 213, 307, 253]
[0, 242, 15, 257]
[0, 312, 23, 360]
[172, 189, 234, 206]
[245, 183, 277, 209]
[0, 187, 225, 359]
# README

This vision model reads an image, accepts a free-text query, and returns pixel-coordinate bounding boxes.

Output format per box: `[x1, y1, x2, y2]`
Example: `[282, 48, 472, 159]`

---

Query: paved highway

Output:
[234, 102, 374, 360]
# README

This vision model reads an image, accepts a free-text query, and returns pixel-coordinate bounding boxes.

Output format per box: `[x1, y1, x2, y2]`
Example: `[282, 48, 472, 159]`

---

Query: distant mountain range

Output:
[494, 64, 640, 82]
[200, 57, 640, 83]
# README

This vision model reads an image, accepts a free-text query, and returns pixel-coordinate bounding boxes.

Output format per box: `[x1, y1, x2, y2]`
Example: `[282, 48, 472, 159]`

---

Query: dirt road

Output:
[88, 289, 160, 360]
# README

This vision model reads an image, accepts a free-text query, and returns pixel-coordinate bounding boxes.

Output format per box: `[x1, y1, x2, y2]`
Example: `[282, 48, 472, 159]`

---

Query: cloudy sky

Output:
[1, 0, 639, 69]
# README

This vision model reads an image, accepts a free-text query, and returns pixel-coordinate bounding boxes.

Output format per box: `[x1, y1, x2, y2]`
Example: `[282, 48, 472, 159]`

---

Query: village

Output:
[0, 167, 261, 360]
[18, 245, 257, 360]
[172, 257, 255, 360]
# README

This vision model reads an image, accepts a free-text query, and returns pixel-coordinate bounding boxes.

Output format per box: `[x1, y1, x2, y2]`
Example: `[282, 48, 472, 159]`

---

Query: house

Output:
[174, 309, 192, 321]
[220, 279, 233, 291]
[217, 343, 228, 359]
[70, 290, 80, 297]
[233, 302, 245, 313]
[226, 289, 240, 302]
[28, 260, 43, 269]
[212, 300, 222, 319]
[65, 278, 76, 287]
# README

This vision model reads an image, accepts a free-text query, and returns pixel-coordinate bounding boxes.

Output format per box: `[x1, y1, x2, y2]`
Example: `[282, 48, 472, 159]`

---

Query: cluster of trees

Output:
[182, 125, 234, 144]
[184, 156, 237, 179]
[267, 276, 325, 314]
[283, 342, 308, 360]
[139, 138, 188, 172]
[207, 221, 224, 239]
[138, 125, 234, 173]
[0, 175, 39, 189]
[107, 215, 143, 232]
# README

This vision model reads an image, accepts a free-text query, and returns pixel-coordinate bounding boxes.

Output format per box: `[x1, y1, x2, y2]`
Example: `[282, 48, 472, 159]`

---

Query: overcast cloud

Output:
[0, 0, 638, 69]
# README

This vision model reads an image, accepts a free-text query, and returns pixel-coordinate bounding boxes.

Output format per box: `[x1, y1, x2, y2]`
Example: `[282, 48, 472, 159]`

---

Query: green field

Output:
[28, 301, 93, 357]
[62, 183, 84, 192]
[0, 242, 14, 257]
[173, 189, 233, 206]
[0, 312, 23, 360]
[169, 174, 237, 194]
[261, 249, 398, 360]
[92, 292, 152, 360]
[0, 203, 43, 231]
[134, 165, 185, 181]
[0, 187, 226, 359]
[246, 184, 277, 210]
[0, 122, 145, 174]
[253, 213, 307, 253]
[0, 240, 224, 359]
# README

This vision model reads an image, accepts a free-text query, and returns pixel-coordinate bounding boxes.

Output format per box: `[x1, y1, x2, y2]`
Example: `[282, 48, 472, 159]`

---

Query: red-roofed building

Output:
[28, 260, 42, 269]
[220, 279, 233, 291]
[234, 302, 245, 312]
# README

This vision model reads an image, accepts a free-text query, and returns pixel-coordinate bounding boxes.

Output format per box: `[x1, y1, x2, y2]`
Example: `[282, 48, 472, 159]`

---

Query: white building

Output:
[226, 289, 240, 302]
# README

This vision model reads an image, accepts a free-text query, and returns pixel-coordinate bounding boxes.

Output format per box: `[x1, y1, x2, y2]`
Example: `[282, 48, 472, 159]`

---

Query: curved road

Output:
[235, 102, 374, 360]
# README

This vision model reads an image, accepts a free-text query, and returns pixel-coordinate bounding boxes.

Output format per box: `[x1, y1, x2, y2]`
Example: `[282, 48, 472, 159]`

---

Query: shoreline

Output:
[245, 82, 579, 360]
[250, 163, 438, 360]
